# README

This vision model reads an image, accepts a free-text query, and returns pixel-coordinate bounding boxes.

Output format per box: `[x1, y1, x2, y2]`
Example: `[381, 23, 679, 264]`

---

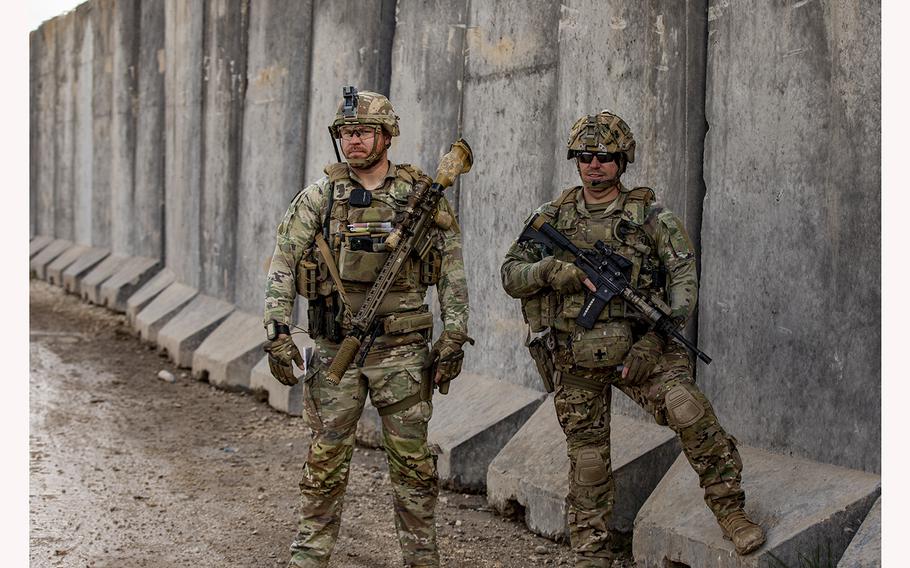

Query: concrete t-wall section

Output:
[36, 20, 57, 238]
[389, 0, 468, 177]
[90, 0, 114, 249]
[30, 31, 38, 238]
[234, 0, 313, 315]
[109, 0, 140, 255]
[132, 1, 166, 260]
[303, 0, 396, 183]
[73, 3, 95, 246]
[198, 0, 249, 301]
[552, 0, 708, 418]
[700, 0, 880, 472]
[164, 0, 204, 288]
[54, 11, 76, 242]
[457, 1, 561, 389]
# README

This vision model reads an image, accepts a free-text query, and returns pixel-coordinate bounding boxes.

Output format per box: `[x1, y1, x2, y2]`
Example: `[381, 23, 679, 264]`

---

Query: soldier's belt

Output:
[382, 309, 433, 335]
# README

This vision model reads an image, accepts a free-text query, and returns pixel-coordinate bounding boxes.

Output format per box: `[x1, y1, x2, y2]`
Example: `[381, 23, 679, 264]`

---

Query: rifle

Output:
[324, 139, 474, 384]
[518, 213, 712, 364]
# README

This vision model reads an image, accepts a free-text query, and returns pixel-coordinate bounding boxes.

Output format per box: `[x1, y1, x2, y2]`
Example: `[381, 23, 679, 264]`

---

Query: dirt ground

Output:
[29, 279, 634, 567]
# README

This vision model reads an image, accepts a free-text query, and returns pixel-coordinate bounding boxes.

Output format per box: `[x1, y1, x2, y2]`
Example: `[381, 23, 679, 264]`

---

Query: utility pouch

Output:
[419, 248, 442, 285]
[521, 292, 552, 333]
[306, 297, 326, 339]
[338, 246, 388, 283]
[527, 333, 556, 393]
[570, 321, 632, 369]
[296, 259, 319, 300]
[384, 310, 433, 335]
[323, 294, 344, 344]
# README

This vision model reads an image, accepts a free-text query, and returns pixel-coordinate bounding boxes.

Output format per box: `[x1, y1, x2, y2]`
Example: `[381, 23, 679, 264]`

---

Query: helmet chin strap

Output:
[344, 129, 384, 169]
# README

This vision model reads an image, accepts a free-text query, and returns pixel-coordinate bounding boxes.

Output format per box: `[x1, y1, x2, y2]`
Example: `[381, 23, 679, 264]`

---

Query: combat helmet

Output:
[327, 87, 397, 168]
[566, 110, 636, 164]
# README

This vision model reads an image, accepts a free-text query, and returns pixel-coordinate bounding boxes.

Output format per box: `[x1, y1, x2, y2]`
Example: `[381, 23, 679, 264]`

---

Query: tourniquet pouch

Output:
[570, 321, 632, 368]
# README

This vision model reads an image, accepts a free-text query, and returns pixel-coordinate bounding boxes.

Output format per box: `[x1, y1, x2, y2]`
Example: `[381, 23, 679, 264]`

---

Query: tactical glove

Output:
[428, 330, 476, 387]
[264, 335, 304, 386]
[538, 257, 586, 294]
[622, 331, 665, 384]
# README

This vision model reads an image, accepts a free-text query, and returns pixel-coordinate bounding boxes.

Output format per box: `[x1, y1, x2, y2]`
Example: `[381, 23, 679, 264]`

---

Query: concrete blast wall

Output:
[31, 1, 881, 473]
[700, 0, 881, 473]
[234, 0, 313, 314]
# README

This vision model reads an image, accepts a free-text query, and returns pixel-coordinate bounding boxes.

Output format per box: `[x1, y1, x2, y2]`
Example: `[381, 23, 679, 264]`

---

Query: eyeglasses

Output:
[574, 151, 618, 164]
[339, 126, 378, 141]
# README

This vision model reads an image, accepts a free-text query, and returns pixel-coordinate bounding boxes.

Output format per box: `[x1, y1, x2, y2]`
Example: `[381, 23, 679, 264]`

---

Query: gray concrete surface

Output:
[388, 0, 467, 179]
[132, 0, 166, 260]
[163, 0, 204, 288]
[233, 0, 312, 314]
[35, 20, 57, 238]
[699, 1, 881, 472]
[126, 269, 177, 324]
[156, 294, 235, 368]
[90, 0, 113, 249]
[487, 397, 680, 539]
[456, 1, 561, 390]
[248, 337, 314, 417]
[134, 282, 199, 343]
[191, 310, 265, 390]
[30, 240, 73, 280]
[30, 236, 54, 259]
[633, 446, 881, 568]
[80, 254, 128, 304]
[30, 31, 39, 238]
[61, 247, 110, 294]
[108, 0, 139, 256]
[198, 0, 248, 300]
[428, 375, 545, 491]
[54, 11, 75, 242]
[46, 244, 91, 286]
[838, 496, 880, 568]
[72, 2, 94, 246]
[97, 256, 162, 312]
[303, 0, 395, 183]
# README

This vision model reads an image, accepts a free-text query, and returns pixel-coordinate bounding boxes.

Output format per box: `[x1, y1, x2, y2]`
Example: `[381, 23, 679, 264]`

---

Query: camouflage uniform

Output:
[265, 147, 468, 565]
[501, 111, 757, 565]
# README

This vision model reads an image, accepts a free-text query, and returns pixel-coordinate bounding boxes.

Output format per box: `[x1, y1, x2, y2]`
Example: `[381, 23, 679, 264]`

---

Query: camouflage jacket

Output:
[500, 184, 697, 333]
[264, 161, 469, 335]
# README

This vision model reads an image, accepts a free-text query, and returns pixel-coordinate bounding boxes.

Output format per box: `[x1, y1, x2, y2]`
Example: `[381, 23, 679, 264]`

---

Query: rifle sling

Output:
[314, 233, 352, 314]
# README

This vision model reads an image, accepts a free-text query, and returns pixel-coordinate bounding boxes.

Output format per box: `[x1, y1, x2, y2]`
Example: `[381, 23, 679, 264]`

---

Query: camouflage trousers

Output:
[553, 340, 744, 567]
[289, 336, 439, 568]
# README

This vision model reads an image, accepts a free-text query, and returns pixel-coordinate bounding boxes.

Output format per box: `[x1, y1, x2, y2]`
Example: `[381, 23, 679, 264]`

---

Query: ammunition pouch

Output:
[521, 292, 555, 333]
[527, 333, 556, 393]
[569, 321, 632, 368]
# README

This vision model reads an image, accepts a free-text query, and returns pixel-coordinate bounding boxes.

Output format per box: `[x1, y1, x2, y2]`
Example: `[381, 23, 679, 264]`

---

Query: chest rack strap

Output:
[313, 233, 352, 316]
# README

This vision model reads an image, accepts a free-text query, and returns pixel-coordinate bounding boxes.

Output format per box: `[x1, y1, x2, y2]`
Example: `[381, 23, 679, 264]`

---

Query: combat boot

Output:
[718, 510, 765, 555]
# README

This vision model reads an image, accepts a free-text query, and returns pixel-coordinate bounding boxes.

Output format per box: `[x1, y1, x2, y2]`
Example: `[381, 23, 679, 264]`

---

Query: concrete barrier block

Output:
[428, 375, 546, 492]
[97, 256, 161, 312]
[192, 310, 267, 390]
[135, 282, 198, 343]
[46, 244, 91, 286]
[30, 239, 73, 279]
[80, 254, 128, 304]
[249, 339, 315, 417]
[487, 398, 680, 539]
[30, 236, 54, 258]
[126, 268, 177, 324]
[157, 294, 235, 368]
[837, 496, 880, 568]
[633, 446, 881, 568]
[62, 247, 111, 293]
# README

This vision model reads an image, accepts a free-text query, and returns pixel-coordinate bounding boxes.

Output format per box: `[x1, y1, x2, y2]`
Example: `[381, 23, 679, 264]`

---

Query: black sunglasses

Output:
[574, 151, 618, 164]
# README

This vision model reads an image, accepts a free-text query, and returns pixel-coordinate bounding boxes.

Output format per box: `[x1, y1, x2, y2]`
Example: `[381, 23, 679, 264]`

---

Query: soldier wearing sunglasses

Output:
[501, 110, 764, 565]
[263, 87, 471, 568]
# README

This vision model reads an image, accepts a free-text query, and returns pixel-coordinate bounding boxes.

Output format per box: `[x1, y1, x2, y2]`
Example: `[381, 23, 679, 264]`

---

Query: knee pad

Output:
[574, 446, 609, 486]
[665, 384, 705, 428]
